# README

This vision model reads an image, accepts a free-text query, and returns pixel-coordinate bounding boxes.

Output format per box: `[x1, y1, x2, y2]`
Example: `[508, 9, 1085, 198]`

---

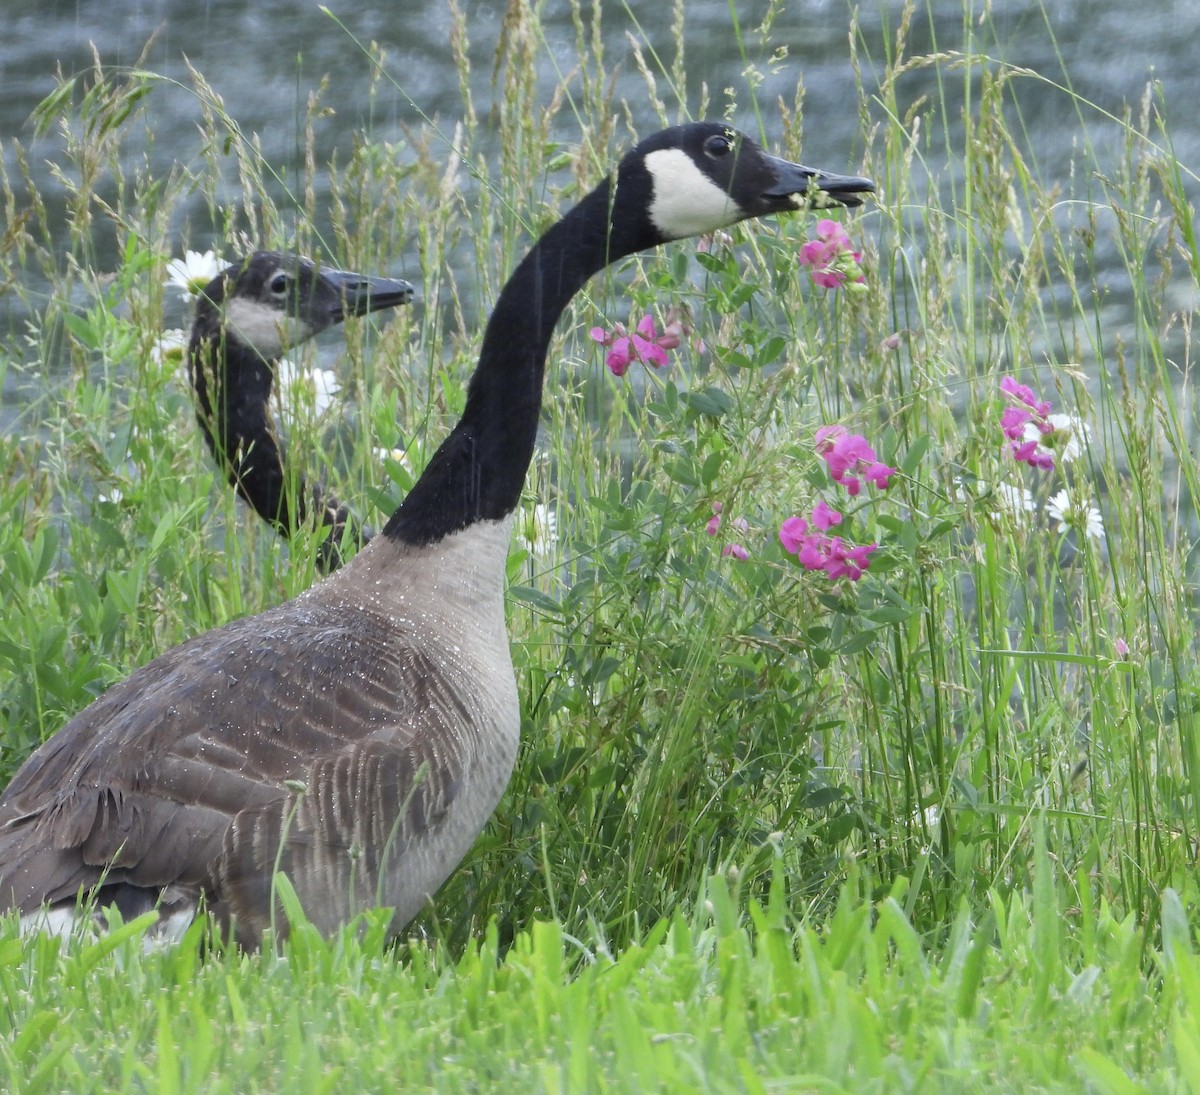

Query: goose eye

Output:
[704, 134, 733, 158]
[268, 271, 289, 296]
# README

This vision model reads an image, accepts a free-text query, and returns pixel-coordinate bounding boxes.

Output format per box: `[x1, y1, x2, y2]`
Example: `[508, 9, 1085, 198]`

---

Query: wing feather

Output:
[0, 596, 464, 919]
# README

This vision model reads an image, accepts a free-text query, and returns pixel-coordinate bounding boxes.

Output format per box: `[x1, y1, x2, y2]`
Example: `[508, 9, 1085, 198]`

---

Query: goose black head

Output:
[194, 251, 415, 361]
[616, 122, 874, 244]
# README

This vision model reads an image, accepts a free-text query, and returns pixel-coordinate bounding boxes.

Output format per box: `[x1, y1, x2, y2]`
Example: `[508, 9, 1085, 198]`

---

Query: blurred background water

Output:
[0, 0, 1195, 418]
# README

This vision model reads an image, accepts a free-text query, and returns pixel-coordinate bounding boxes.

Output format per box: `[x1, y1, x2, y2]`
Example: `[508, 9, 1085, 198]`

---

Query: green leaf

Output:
[681, 387, 734, 418]
[839, 630, 877, 655]
[62, 311, 99, 350]
[700, 449, 726, 486]
[866, 604, 916, 624]
[509, 584, 562, 616]
[901, 434, 930, 475]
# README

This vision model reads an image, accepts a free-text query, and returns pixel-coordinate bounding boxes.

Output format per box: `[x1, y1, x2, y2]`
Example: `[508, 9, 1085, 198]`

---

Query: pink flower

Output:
[823, 538, 877, 581]
[811, 498, 842, 530]
[999, 376, 1051, 417]
[779, 515, 810, 554]
[590, 313, 680, 377]
[815, 425, 897, 495]
[696, 230, 733, 253]
[1010, 438, 1055, 471]
[705, 501, 723, 536]
[778, 504, 878, 582]
[1114, 637, 1130, 657]
[706, 504, 749, 558]
[999, 375, 1056, 470]
[798, 219, 866, 290]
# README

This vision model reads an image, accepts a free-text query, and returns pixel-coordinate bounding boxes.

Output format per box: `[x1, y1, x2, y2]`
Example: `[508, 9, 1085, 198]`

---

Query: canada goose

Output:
[188, 251, 414, 572]
[0, 123, 873, 947]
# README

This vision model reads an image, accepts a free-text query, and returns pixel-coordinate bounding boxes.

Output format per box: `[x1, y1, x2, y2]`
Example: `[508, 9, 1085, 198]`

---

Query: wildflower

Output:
[999, 375, 1051, 418]
[521, 502, 559, 562]
[992, 482, 1036, 522]
[696, 229, 733, 253]
[811, 497, 842, 530]
[834, 538, 877, 580]
[798, 219, 866, 291]
[999, 374, 1058, 470]
[778, 503, 877, 582]
[814, 425, 896, 496]
[374, 447, 413, 472]
[705, 503, 749, 558]
[1010, 418, 1089, 471]
[1045, 488, 1104, 541]
[705, 502, 724, 536]
[277, 358, 340, 416]
[1041, 413, 1090, 463]
[590, 313, 679, 377]
[165, 249, 226, 299]
[151, 328, 188, 370]
[778, 514, 811, 556]
[1114, 637, 1130, 658]
[663, 305, 705, 357]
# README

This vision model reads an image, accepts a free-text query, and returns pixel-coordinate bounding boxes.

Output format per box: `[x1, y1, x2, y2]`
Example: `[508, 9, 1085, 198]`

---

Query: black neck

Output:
[190, 335, 367, 572]
[383, 177, 648, 546]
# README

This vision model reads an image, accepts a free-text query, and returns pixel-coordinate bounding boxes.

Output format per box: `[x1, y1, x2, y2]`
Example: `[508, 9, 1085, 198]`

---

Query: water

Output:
[0, 0, 1193, 418]
[3, 1, 1193, 179]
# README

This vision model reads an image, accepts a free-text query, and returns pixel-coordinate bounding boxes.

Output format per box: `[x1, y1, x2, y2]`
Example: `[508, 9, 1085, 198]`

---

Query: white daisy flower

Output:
[151, 328, 188, 373]
[276, 358, 341, 416]
[374, 447, 413, 472]
[960, 477, 1035, 525]
[309, 369, 340, 416]
[522, 502, 559, 562]
[165, 250, 226, 299]
[993, 482, 1036, 522]
[1022, 413, 1090, 465]
[1046, 488, 1104, 541]
[1044, 413, 1089, 463]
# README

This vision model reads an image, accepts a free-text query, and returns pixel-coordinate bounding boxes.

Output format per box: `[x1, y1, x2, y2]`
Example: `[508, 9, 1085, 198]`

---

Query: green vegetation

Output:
[2, 0, 1199, 1088]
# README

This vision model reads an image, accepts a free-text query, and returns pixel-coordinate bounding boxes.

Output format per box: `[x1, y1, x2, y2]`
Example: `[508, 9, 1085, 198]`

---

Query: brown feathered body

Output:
[0, 521, 515, 944]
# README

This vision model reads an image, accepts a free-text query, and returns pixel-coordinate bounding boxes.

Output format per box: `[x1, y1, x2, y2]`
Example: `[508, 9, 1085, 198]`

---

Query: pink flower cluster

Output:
[779, 501, 877, 581]
[777, 424, 892, 582]
[705, 502, 749, 560]
[799, 220, 866, 290]
[999, 375, 1055, 470]
[590, 314, 683, 377]
[815, 425, 896, 496]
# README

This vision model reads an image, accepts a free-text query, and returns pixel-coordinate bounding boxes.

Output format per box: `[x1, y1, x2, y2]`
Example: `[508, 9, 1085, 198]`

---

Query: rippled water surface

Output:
[1, 0, 1195, 418]
[3, 0, 1193, 237]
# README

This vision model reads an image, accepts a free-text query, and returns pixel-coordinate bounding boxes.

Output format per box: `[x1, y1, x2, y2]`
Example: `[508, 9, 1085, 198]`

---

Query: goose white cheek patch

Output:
[222, 299, 308, 358]
[644, 148, 746, 239]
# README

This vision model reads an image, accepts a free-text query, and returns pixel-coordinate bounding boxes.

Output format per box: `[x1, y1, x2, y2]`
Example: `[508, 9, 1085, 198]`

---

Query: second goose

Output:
[189, 251, 413, 571]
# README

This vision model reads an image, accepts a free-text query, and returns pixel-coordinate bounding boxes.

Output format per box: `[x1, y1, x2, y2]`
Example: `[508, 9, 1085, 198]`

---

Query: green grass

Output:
[3, 0, 1200, 1088]
[2, 868, 1195, 1092]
